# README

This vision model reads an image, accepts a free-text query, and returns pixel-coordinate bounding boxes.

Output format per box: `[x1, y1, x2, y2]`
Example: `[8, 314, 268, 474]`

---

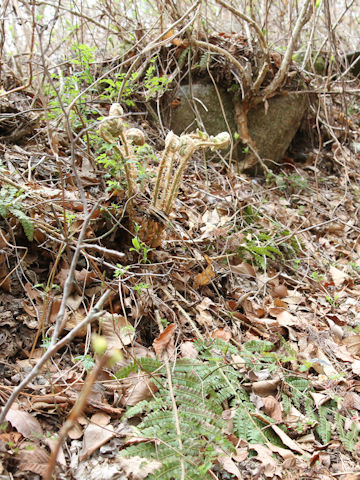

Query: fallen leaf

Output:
[271, 425, 307, 454]
[342, 392, 360, 411]
[330, 265, 348, 287]
[153, 323, 177, 359]
[230, 262, 256, 277]
[45, 437, 66, 466]
[218, 455, 242, 478]
[100, 312, 135, 349]
[193, 263, 215, 288]
[342, 335, 360, 356]
[272, 284, 288, 298]
[352, 360, 360, 375]
[117, 456, 162, 480]
[5, 408, 42, 439]
[252, 444, 281, 477]
[180, 341, 198, 359]
[211, 328, 231, 342]
[276, 310, 298, 327]
[18, 447, 50, 478]
[122, 373, 159, 406]
[262, 396, 282, 422]
[79, 414, 115, 461]
[252, 377, 280, 397]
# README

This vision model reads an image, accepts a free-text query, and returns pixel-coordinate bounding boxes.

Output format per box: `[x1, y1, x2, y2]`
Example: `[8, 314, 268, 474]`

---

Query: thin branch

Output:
[0, 289, 111, 424]
[262, 0, 314, 98]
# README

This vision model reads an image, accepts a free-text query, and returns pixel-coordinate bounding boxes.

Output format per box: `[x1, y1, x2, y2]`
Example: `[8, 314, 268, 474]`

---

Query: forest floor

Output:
[0, 74, 360, 480]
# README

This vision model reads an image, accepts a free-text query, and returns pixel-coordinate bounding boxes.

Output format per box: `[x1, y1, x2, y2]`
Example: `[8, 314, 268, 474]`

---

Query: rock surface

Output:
[169, 84, 308, 169]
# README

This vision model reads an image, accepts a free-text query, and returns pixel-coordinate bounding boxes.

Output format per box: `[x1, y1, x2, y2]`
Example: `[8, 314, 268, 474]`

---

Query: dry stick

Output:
[190, 38, 248, 91]
[31, 0, 120, 35]
[49, 200, 102, 349]
[116, 1, 201, 101]
[262, 0, 313, 98]
[0, 289, 111, 424]
[214, 0, 269, 62]
[44, 353, 110, 480]
[0, 0, 35, 98]
[154, 311, 185, 480]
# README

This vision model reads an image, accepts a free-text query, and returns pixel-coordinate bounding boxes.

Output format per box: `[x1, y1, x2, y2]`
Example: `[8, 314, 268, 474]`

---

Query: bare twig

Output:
[0, 289, 111, 424]
[262, 0, 314, 98]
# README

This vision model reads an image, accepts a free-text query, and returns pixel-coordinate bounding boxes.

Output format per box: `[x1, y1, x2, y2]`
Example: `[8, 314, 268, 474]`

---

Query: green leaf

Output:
[132, 237, 141, 250]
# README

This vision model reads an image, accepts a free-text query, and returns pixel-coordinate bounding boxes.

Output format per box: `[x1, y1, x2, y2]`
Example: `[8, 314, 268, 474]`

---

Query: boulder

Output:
[169, 84, 308, 169]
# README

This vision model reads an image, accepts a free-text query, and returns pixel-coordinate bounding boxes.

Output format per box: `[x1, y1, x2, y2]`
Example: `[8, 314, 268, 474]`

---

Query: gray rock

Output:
[169, 84, 308, 170]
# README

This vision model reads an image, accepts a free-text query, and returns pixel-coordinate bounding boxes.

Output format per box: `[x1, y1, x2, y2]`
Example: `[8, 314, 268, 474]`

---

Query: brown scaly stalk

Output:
[145, 131, 230, 247]
[98, 103, 145, 203]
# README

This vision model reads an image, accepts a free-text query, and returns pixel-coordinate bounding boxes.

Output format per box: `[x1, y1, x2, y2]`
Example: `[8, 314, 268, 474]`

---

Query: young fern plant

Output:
[147, 129, 230, 247]
[117, 356, 236, 480]
[98, 103, 145, 202]
[98, 103, 230, 247]
[0, 186, 34, 241]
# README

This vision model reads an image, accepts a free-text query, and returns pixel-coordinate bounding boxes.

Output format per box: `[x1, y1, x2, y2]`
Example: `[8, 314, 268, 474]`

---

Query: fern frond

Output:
[316, 406, 331, 444]
[9, 207, 34, 241]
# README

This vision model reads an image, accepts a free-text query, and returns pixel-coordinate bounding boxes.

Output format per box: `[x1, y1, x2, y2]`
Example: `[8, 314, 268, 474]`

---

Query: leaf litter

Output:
[1, 47, 360, 480]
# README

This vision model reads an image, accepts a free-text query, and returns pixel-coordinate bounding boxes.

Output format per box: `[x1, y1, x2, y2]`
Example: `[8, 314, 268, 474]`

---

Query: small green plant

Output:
[240, 232, 283, 271]
[40, 336, 51, 349]
[311, 271, 325, 283]
[114, 264, 130, 278]
[130, 234, 152, 263]
[143, 56, 172, 99]
[266, 172, 309, 193]
[132, 282, 150, 294]
[74, 354, 95, 372]
[325, 293, 339, 308]
[0, 186, 34, 241]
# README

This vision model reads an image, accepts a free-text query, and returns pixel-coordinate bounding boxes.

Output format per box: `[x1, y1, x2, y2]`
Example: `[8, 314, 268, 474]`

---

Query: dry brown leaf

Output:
[64, 308, 88, 336]
[5, 408, 42, 439]
[196, 309, 214, 327]
[218, 455, 242, 479]
[229, 262, 256, 277]
[122, 373, 159, 406]
[100, 312, 135, 349]
[342, 392, 360, 411]
[262, 396, 282, 422]
[330, 265, 348, 287]
[342, 335, 360, 356]
[0, 253, 11, 292]
[193, 263, 215, 288]
[252, 444, 281, 477]
[211, 328, 232, 342]
[68, 421, 84, 440]
[271, 425, 307, 454]
[153, 323, 177, 359]
[272, 284, 288, 298]
[180, 341, 198, 359]
[66, 293, 83, 311]
[233, 447, 248, 462]
[45, 437, 66, 466]
[352, 360, 360, 375]
[276, 310, 298, 327]
[309, 392, 330, 409]
[252, 377, 280, 397]
[267, 443, 296, 461]
[79, 417, 115, 461]
[18, 447, 50, 478]
[117, 456, 162, 480]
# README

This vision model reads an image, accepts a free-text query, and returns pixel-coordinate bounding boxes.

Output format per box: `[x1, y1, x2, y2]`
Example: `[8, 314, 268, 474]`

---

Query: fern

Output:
[0, 186, 34, 241]
[119, 357, 236, 479]
[316, 406, 331, 444]
[335, 412, 359, 452]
